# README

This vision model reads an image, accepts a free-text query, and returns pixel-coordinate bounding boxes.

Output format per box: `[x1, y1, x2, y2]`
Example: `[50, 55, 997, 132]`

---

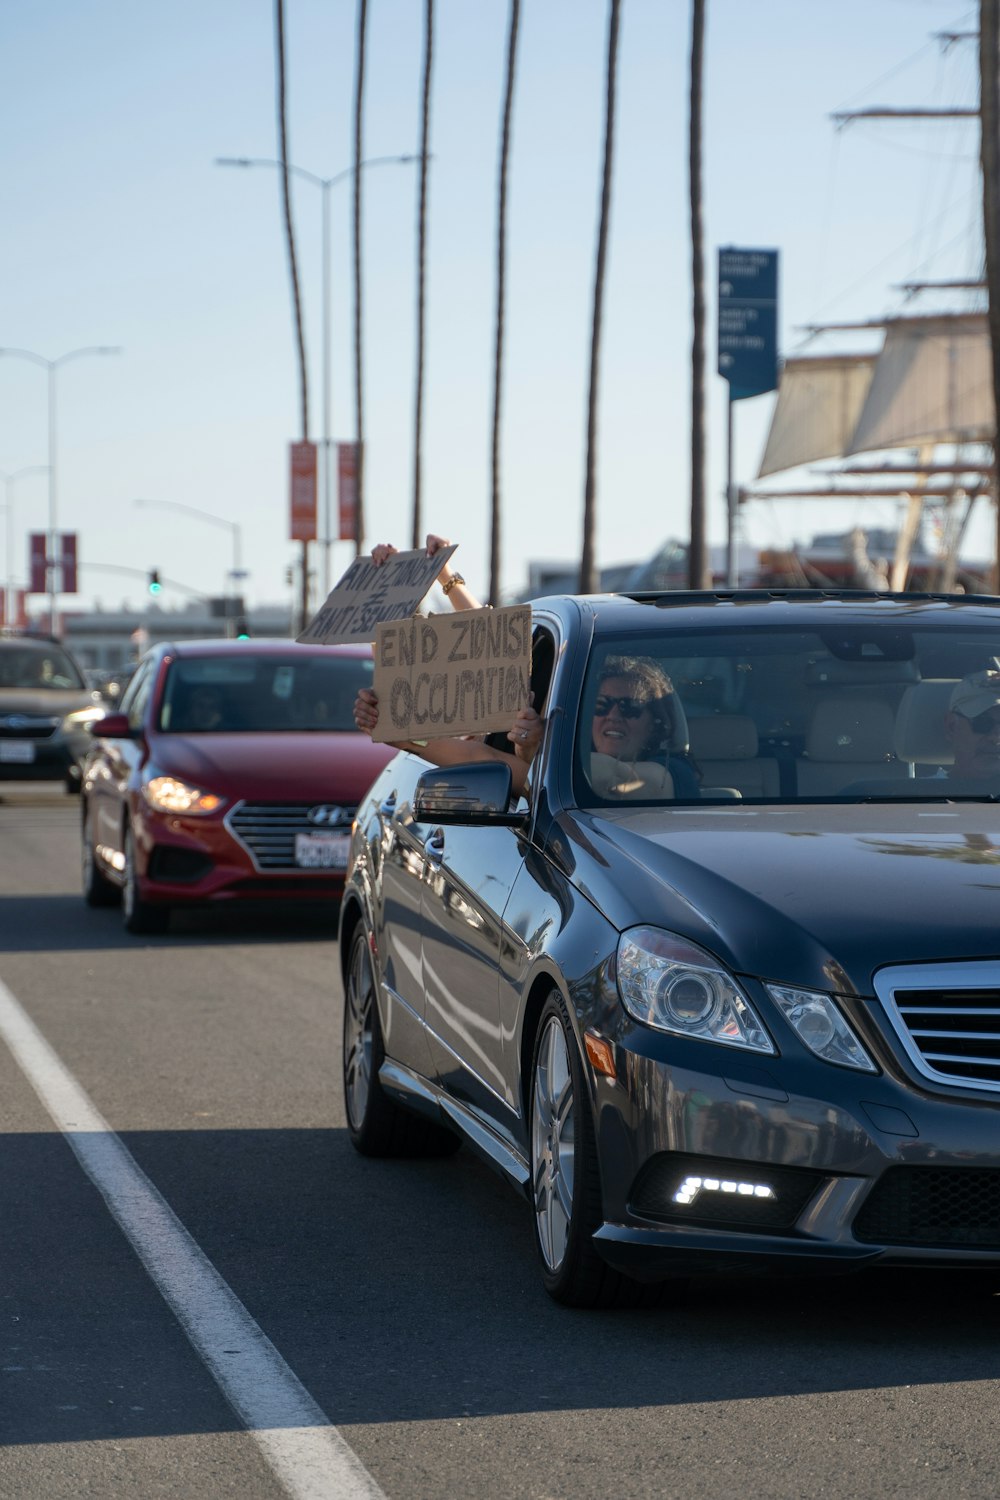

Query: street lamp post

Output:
[0, 465, 49, 628]
[132, 498, 244, 626]
[215, 153, 420, 594]
[0, 345, 120, 633]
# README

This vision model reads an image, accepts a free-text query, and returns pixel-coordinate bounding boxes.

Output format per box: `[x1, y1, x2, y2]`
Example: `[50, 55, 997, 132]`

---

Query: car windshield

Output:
[158, 654, 373, 733]
[0, 645, 86, 691]
[574, 623, 1000, 806]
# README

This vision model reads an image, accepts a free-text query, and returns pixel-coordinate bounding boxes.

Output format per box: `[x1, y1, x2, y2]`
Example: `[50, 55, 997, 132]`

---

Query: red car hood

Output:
[147, 731, 395, 804]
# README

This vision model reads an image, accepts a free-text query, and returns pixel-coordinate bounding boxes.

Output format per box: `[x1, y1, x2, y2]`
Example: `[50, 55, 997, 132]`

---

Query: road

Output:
[2, 784, 1000, 1500]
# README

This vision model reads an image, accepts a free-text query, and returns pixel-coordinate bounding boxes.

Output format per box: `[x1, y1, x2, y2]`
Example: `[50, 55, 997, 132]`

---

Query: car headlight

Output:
[617, 927, 774, 1054]
[62, 707, 106, 730]
[765, 983, 876, 1073]
[143, 776, 225, 815]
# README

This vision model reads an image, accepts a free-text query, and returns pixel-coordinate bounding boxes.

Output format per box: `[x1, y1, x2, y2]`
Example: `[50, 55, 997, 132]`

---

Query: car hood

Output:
[559, 801, 1000, 995]
[147, 731, 395, 803]
[0, 689, 95, 719]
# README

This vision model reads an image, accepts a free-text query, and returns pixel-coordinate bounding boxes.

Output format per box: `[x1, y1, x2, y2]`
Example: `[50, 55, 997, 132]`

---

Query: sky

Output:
[0, 0, 988, 619]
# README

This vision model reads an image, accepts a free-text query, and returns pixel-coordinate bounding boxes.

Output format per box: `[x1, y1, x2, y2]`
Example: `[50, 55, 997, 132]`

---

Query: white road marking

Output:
[0, 976, 386, 1500]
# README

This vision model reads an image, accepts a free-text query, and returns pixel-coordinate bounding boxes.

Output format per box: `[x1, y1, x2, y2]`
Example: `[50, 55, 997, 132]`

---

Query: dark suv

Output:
[0, 636, 104, 791]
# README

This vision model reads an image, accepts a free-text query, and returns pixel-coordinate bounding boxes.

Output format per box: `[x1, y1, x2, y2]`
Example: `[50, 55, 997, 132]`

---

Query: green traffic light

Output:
[148, 569, 162, 595]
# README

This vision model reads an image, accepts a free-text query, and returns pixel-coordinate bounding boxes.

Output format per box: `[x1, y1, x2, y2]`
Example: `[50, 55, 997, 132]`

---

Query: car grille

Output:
[226, 801, 355, 871]
[853, 1167, 1000, 1248]
[629, 1152, 826, 1233]
[0, 715, 60, 740]
[873, 962, 1000, 1093]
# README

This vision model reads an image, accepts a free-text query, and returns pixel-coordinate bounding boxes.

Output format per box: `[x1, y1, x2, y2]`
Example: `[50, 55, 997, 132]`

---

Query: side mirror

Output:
[89, 712, 134, 739]
[413, 761, 526, 826]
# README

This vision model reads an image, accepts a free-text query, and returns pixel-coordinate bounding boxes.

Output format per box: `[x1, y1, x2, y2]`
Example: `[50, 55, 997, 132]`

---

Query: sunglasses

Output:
[593, 694, 649, 720]
[966, 710, 1000, 735]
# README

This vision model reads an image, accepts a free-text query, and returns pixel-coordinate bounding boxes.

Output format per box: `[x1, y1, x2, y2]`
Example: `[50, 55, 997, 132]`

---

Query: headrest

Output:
[805, 698, 896, 762]
[893, 680, 957, 765]
[687, 714, 759, 760]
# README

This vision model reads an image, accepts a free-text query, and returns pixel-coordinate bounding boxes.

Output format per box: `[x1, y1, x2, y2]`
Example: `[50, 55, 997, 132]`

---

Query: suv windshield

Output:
[158, 654, 373, 733]
[0, 644, 86, 691]
[575, 623, 1000, 805]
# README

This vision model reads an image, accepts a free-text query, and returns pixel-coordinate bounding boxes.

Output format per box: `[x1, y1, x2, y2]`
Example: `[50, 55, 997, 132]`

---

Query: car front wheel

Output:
[122, 826, 169, 935]
[530, 991, 667, 1308]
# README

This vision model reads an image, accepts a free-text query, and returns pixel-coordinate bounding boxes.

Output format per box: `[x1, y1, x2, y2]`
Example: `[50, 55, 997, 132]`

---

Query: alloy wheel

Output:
[531, 1014, 576, 1272]
[343, 935, 374, 1132]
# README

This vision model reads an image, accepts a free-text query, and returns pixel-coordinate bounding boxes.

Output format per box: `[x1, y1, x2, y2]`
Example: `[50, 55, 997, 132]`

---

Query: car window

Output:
[124, 659, 156, 732]
[0, 644, 85, 690]
[573, 625, 1000, 806]
[158, 654, 374, 733]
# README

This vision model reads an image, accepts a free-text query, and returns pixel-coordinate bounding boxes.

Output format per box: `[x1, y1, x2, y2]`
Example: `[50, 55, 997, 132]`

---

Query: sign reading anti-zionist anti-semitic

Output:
[296, 544, 459, 645]
[371, 604, 532, 743]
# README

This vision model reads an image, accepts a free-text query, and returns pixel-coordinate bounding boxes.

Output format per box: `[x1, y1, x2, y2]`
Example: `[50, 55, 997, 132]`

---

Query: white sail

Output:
[847, 313, 994, 453]
[756, 353, 876, 478]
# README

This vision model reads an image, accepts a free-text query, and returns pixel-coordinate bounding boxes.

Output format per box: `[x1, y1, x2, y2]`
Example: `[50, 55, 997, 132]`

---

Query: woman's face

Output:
[592, 675, 655, 760]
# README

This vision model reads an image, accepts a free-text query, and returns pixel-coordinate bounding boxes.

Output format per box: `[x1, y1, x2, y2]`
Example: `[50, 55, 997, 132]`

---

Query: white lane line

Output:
[0, 976, 385, 1500]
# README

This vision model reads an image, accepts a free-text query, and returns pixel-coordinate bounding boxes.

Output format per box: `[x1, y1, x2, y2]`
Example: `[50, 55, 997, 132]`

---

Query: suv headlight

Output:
[143, 776, 224, 815]
[765, 984, 877, 1072]
[62, 707, 106, 731]
[617, 927, 774, 1054]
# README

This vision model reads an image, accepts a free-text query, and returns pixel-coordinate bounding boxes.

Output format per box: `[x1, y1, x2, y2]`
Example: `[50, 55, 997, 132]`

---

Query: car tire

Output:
[122, 825, 170, 935]
[82, 811, 119, 908]
[530, 991, 670, 1309]
[343, 926, 459, 1157]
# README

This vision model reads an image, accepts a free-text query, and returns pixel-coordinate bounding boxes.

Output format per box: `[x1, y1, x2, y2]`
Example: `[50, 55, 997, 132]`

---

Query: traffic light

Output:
[235, 618, 250, 640]
[148, 570, 162, 595]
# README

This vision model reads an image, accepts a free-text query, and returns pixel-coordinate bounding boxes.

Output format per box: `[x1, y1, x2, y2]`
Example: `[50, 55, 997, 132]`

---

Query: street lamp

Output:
[0, 345, 121, 632]
[0, 465, 49, 628]
[215, 153, 422, 593]
[132, 498, 244, 610]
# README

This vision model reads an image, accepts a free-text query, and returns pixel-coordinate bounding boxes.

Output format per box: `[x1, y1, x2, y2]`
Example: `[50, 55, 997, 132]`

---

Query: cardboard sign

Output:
[297, 545, 458, 645]
[372, 604, 532, 743]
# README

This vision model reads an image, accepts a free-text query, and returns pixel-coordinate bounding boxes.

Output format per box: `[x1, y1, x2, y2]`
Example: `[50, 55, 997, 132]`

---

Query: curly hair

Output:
[597, 654, 677, 757]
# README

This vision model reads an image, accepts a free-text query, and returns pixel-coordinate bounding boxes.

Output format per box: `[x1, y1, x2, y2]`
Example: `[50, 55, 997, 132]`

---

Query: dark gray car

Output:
[341, 591, 1000, 1306]
[0, 637, 104, 791]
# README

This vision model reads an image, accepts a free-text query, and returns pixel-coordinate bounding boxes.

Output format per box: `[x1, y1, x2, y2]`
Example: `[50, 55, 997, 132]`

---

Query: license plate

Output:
[0, 741, 36, 763]
[295, 831, 350, 869]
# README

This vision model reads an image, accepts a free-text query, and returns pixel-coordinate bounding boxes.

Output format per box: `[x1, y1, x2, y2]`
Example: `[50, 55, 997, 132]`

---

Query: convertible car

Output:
[341, 590, 1000, 1305]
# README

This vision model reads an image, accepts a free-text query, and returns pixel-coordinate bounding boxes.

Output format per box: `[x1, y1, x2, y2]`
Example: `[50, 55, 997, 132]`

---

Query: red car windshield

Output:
[158, 655, 373, 733]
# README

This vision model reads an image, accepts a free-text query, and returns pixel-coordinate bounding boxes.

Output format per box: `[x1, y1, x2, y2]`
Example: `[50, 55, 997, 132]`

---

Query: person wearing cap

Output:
[944, 670, 1000, 779]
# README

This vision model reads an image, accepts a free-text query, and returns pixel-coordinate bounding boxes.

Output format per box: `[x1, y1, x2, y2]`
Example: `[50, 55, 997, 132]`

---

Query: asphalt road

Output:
[3, 783, 1000, 1500]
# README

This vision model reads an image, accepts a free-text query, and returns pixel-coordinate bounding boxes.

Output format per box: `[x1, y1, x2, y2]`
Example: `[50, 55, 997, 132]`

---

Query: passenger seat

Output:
[687, 714, 780, 798]
[796, 697, 906, 796]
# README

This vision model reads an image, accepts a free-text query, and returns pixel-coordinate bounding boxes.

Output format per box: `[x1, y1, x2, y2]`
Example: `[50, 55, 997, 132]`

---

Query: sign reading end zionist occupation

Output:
[371, 604, 532, 743]
[296, 544, 459, 645]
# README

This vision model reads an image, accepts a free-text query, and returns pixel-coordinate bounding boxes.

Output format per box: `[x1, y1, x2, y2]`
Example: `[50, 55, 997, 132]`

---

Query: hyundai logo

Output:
[307, 804, 346, 826]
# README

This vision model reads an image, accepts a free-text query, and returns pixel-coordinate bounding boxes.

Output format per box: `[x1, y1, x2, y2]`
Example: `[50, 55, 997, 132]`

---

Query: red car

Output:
[81, 639, 394, 934]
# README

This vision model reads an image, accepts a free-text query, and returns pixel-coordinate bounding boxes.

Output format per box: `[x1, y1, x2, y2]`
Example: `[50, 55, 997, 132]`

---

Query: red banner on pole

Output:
[337, 443, 359, 541]
[289, 441, 318, 542]
[28, 533, 47, 594]
[58, 533, 78, 594]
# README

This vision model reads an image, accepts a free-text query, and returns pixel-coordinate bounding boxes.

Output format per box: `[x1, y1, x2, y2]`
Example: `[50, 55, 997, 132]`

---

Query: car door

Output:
[417, 815, 529, 1131]
[370, 755, 441, 1078]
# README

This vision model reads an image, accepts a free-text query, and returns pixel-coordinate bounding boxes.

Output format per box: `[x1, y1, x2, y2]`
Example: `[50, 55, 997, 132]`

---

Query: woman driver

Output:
[589, 655, 700, 799]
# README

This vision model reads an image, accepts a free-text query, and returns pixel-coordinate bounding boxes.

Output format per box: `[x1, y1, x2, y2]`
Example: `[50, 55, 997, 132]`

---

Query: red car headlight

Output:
[143, 776, 225, 815]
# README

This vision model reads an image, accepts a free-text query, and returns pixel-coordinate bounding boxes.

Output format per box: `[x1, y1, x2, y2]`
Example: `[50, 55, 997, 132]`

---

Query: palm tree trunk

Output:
[490, 0, 521, 606]
[580, 0, 622, 594]
[274, 0, 310, 630]
[412, 0, 434, 549]
[353, 0, 369, 556]
[688, 0, 708, 588]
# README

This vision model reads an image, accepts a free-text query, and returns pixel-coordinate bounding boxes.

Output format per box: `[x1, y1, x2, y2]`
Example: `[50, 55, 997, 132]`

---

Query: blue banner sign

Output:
[718, 247, 779, 401]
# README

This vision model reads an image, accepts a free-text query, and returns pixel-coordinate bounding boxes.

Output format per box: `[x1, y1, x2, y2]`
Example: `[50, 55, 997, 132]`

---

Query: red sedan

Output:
[81, 639, 394, 934]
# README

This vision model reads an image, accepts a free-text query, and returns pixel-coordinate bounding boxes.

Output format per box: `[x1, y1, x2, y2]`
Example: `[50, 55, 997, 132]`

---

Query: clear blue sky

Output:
[0, 0, 985, 615]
